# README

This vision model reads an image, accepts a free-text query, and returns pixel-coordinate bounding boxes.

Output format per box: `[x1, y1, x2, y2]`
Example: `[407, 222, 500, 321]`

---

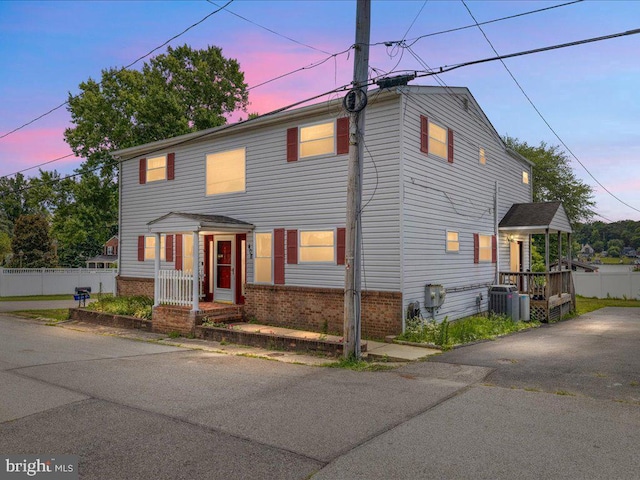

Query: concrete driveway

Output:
[433, 307, 640, 403]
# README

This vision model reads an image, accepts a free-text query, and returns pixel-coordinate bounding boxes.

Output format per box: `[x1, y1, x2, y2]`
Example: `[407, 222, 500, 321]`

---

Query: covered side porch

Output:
[146, 212, 254, 334]
[499, 202, 575, 322]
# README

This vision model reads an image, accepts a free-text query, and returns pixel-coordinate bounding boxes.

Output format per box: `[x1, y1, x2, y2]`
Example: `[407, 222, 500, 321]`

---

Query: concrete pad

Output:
[0, 399, 321, 480]
[314, 386, 640, 479]
[0, 371, 89, 422]
[365, 340, 440, 361]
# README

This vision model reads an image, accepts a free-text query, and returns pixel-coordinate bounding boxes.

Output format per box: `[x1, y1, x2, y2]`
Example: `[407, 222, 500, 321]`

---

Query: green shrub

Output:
[398, 314, 540, 349]
[86, 295, 153, 320]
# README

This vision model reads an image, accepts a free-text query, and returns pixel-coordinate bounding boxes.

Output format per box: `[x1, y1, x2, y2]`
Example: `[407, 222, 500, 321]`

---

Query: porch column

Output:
[154, 233, 161, 307]
[557, 231, 562, 270]
[568, 233, 572, 271]
[192, 231, 200, 312]
[545, 229, 550, 300]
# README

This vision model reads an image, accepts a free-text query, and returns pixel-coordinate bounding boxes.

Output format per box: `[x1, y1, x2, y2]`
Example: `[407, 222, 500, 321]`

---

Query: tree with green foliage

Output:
[59, 44, 249, 265]
[504, 136, 595, 225]
[0, 231, 11, 265]
[9, 214, 57, 268]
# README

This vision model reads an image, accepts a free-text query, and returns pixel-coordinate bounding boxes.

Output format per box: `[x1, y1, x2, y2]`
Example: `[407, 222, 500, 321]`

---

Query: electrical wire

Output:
[461, 0, 640, 215]
[0, 0, 235, 141]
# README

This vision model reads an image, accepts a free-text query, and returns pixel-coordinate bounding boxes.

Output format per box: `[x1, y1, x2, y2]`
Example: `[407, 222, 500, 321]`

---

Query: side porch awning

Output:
[498, 201, 572, 236]
[147, 212, 254, 234]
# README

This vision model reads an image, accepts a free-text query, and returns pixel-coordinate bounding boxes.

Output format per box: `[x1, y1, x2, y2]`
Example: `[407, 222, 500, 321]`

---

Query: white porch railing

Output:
[157, 269, 194, 306]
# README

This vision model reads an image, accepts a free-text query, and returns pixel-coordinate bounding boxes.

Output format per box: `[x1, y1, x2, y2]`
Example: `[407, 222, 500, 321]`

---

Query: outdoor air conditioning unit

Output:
[488, 284, 520, 321]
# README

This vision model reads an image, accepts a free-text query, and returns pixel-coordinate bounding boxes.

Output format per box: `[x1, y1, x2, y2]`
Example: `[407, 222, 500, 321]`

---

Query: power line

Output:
[461, 0, 640, 216]
[377, 0, 584, 48]
[206, 0, 332, 55]
[0, 0, 234, 141]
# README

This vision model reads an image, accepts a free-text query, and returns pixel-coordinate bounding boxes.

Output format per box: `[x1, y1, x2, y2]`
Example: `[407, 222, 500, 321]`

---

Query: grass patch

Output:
[0, 294, 75, 302]
[575, 295, 640, 316]
[11, 309, 70, 322]
[85, 295, 153, 320]
[397, 314, 540, 350]
[322, 356, 396, 371]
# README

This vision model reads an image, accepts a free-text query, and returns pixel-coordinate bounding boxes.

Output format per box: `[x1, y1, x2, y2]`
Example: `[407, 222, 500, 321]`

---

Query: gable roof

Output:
[147, 212, 254, 234]
[499, 202, 572, 234]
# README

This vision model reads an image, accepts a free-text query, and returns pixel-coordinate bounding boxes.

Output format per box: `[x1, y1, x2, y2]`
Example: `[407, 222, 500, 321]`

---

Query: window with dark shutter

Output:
[175, 234, 183, 270]
[137, 236, 145, 261]
[139, 158, 147, 184]
[274, 228, 285, 284]
[286, 230, 298, 264]
[337, 228, 346, 265]
[287, 128, 298, 162]
[336, 117, 349, 155]
[165, 235, 174, 262]
[473, 233, 479, 264]
[492, 235, 497, 263]
[167, 153, 175, 180]
[420, 116, 429, 154]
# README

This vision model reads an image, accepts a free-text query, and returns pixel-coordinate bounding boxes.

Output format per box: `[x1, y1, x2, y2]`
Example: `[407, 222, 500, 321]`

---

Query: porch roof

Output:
[147, 212, 254, 234]
[499, 202, 572, 234]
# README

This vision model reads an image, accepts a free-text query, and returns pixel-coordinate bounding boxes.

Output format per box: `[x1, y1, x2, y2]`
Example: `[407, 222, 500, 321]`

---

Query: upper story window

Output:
[522, 171, 529, 184]
[206, 148, 246, 196]
[299, 230, 335, 263]
[139, 153, 174, 184]
[479, 147, 486, 165]
[287, 118, 349, 162]
[446, 231, 459, 252]
[146, 155, 167, 182]
[420, 115, 454, 163]
[300, 122, 335, 158]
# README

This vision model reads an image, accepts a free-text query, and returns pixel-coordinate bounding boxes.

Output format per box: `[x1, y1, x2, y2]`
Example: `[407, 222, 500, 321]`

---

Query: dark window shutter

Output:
[492, 235, 497, 263]
[473, 233, 479, 264]
[447, 128, 454, 163]
[336, 117, 349, 155]
[165, 235, 174, 262]
[337, 228, 346, 265]
[175, 234, 183, 270]
[137, 236, 145, 261]
[287, 127, 298, 162]
[420, 116, 429, 154]
[167, 153, 175, 180]
[274, 228, 285, 284]
[286, 229, 298, 265]
[139, 158, 147, 184]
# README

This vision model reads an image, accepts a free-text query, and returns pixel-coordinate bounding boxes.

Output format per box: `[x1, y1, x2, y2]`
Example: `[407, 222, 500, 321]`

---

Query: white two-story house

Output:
[112, 85, 571, 339]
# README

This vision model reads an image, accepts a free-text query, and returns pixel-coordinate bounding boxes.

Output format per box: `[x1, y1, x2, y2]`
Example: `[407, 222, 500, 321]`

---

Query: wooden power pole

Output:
[344, 0, 371, 359]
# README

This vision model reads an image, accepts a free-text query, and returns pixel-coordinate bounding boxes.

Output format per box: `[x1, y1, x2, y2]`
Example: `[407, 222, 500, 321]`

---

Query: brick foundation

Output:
[152, 305, 208, 336]
[244, 284, 402, 340]
[117, 276, 154, 297]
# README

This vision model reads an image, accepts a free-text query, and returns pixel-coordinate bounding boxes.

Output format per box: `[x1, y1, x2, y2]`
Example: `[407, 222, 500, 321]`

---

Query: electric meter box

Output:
[424, 284, 446, 309]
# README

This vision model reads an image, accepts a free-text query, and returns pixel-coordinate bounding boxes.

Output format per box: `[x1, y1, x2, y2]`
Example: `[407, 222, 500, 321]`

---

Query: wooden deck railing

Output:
[498, 271, 572, 299]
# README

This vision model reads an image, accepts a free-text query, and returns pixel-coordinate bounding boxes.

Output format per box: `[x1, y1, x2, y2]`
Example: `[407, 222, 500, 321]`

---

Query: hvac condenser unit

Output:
[488, 285, 520, 321]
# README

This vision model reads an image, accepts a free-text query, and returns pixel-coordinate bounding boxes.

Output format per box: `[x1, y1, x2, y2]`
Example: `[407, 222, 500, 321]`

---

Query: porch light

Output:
[507, 234, 516, 243]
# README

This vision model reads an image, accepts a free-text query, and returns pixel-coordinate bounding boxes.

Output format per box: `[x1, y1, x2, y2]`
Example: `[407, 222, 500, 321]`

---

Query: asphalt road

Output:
[1, 309, 639, 479]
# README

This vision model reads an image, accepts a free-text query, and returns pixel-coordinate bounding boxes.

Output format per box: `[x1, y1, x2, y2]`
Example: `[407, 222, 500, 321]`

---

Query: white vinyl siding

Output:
[400, 87, 532, 322]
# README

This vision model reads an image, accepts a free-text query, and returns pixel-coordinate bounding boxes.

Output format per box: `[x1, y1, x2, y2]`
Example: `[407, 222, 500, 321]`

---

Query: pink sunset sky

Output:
[1, 0, 639, 222]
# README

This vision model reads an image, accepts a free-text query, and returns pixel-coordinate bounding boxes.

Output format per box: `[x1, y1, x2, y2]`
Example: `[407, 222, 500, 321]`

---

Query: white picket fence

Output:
[157, 269, 194, 306]
[0, 268, 117, 297]
[573, 271, 640, 300]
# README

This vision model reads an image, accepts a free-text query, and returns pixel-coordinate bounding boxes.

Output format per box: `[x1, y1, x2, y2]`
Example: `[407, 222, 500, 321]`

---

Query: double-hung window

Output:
[428, 121, 448, 159]
[478, 234, 492, 262]
[446, 231, 459, 253]
[254, 232, 273, 283]
[300, 122, 335, 158]
[299, 230, 335, 263]
[144, 235, 166, 261]
[206, 148, 246, 195]
[146, 155, 167, 182]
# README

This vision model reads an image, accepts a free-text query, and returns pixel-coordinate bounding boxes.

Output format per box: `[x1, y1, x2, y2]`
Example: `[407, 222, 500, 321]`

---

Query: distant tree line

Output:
[573, 220, 640, 257]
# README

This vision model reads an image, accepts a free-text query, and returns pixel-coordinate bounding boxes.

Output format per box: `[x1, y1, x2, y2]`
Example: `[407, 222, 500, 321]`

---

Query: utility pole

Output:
[344, 0, 370, 359]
